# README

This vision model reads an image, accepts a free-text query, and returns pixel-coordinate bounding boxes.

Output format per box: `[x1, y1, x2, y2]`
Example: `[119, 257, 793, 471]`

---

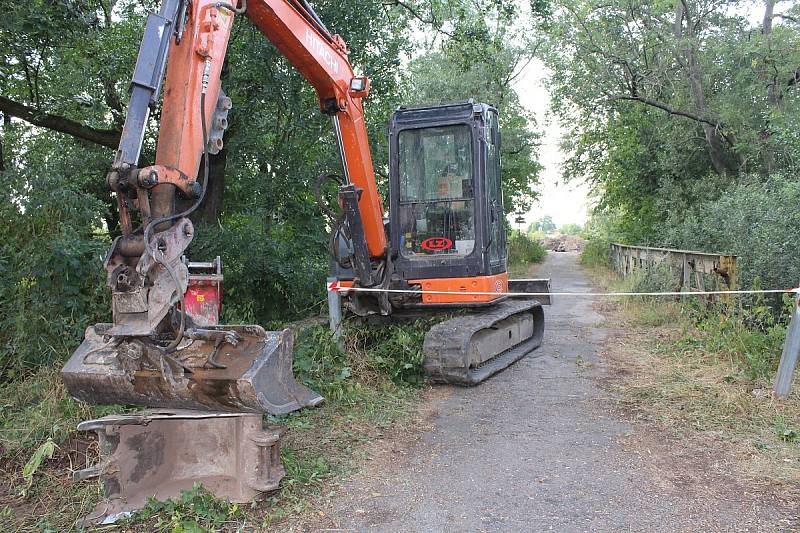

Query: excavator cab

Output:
[388, 101, 509, 304]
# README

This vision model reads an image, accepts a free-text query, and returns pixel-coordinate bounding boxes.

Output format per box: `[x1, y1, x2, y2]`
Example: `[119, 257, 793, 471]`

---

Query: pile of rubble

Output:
[542, 234, 587, 252]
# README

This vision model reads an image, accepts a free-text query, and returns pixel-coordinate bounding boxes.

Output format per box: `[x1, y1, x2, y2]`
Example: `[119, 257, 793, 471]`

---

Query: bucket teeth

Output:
[61, 324, 323, 414]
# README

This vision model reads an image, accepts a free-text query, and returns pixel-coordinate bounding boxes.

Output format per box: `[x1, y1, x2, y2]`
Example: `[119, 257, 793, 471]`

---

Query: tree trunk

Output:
[761, 0, 779, 174]
[674, 1, 736, 175]
[0, 112, 7, 172]
[188, 149, 227, 225]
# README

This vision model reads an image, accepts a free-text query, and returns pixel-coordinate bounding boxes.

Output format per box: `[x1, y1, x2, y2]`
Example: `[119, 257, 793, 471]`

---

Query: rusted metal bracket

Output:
[75, 410, 284, 526]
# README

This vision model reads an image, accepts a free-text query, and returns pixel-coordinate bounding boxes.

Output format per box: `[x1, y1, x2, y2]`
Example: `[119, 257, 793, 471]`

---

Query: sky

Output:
[510, 59, 591, 229]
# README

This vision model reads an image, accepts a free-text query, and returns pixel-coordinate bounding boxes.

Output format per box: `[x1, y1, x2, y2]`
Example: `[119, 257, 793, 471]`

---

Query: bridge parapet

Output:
[609, 243, 737, 298]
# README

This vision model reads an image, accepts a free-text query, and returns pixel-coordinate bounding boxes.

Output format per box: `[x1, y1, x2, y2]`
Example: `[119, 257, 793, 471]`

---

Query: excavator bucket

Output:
[61, 325, 323, 414]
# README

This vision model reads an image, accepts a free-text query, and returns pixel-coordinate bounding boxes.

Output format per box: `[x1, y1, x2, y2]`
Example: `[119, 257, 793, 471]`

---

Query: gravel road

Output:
[311, 252, 796, 532]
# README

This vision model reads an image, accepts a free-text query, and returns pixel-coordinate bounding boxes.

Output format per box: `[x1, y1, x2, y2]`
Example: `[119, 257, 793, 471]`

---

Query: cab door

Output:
[485, 109, 506, 270]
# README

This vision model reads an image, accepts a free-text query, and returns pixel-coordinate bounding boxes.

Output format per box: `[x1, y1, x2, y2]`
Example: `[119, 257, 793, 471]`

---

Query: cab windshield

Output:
[397, 125, 475, 260]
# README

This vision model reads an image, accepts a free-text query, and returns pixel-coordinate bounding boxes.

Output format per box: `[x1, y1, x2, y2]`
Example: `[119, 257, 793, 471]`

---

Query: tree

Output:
[402, 0, 543, 214]
[537, 0, 800, 241]
[530, 215, 556, 233]
[560, 223, 582, 235]
[0, 0, 547, 375]
[0, 0, 414, 374]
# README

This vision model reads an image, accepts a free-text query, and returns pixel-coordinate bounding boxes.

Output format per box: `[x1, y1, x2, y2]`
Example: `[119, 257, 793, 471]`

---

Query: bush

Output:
[0, 167, 109, 380]
[508, 232, 546, 266]
[617, 264, 679, 293]
[189, 212, 329, 327]
[133, 484, 241, 532]
[580, 239, 610, 268]
[659, 174, 800, 300]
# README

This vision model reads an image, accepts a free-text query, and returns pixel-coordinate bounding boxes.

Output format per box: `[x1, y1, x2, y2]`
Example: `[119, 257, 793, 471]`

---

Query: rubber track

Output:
[422, 299, 545, 385]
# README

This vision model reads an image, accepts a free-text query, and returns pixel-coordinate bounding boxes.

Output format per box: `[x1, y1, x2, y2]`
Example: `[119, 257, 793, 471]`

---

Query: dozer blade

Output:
[61, 324, 323, 414]
[422, 299, 545, 385]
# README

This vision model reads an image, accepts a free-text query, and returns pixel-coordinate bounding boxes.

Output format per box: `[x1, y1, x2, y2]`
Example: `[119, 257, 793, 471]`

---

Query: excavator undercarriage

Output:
[423, 299, 546, 385]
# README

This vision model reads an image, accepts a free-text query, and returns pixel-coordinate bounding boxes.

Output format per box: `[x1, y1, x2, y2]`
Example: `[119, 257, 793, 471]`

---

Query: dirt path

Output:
[303, 252, 795, 532]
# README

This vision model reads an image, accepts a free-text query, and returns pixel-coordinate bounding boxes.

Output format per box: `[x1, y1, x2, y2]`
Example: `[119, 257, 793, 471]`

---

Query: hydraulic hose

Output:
[214, 0, 246, 14]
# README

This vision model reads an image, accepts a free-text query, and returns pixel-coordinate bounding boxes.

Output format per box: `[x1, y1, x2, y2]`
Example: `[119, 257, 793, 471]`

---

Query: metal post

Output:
[327, 276, 343, 340]
[775, 293, 800, 398]
[682, 254, 691, 291]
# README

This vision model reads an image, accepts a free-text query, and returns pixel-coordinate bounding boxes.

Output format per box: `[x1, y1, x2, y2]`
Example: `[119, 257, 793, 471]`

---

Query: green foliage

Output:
[19, 438, 56, 497]
[615, 264, 678, 294]
[687, 309, 787, 383]
[0, 368, 115, 462]
[580, 239, 610, 268]
[609, 268, 793, 383]
[779, 427, 799, 443]
[508, 232, 546, 266]
[0, 0, 414, 376]
[0, 0, 542, 380]
[134, 483, 242, 532]
[292, 321, 428, 402]
[528, 215, 555, 234]
[659, 174, 800, 299]
[405, 0, 542, 213]
[539, 0, 800, 242]
[0, 147, 110, 378]
[559, 223, 582, 236]
[189, 215, 329, 326]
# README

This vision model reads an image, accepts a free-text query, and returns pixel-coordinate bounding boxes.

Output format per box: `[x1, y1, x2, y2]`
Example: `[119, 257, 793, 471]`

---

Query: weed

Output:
[778, 426, 799, 443]
[132, 483, 242, 532]
[0, 368, 118, 463]
[118, 319, 428, 531]
[19, 438, 57, 497]
[293, 320, 429, 401]
[1, 315, 431, 530]
[594, 259, 800, 485]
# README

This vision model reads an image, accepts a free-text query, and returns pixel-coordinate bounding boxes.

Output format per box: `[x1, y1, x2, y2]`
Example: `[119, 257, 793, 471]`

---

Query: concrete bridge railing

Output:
[609, 243, 737, 297]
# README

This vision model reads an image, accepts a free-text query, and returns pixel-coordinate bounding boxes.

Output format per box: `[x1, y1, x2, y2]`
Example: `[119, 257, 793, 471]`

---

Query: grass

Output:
[579, 238, 611, 269]
[0, 318, 431, 531]
[586, 261, 800, 488]
[0, 368, 116, 531]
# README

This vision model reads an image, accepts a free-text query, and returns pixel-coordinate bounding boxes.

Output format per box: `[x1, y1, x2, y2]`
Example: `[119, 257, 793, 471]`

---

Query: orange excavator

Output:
[61, 0, 548, 414]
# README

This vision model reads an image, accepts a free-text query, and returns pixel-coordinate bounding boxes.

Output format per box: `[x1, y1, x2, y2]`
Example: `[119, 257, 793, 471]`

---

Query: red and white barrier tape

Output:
[326, 281, 799, 298]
